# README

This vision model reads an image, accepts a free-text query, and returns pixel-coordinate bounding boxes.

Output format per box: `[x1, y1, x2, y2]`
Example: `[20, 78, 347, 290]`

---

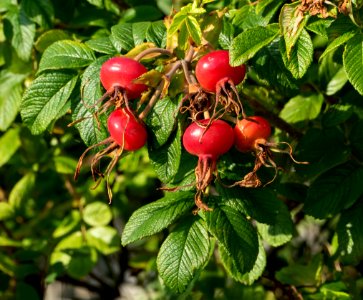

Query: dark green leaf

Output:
[149, 123, 182, 183]
[21, 70, 78, 134]
[21, 0, 54, 28]
[146, 20, 167, 48]
[304, 162, 363, 219]
[202, 204, 258, 274]
[280, 93, 324, 123]
[157, 217, 210, 293]
[322, 104, 352, 127]
[5, 6, 36, 61]
[280, 29, 313, 79]
[232, 5, 269, 30]
[132, 22, 151, 45]
[38, 40, 95, 72]
[111, 23, 134, 52]
[85, 37, 118, 55]
[83, 202, 112, 227]
[73, 56, 109, 146]
[319, 31, 356, 62]
[306, 18, 334, 38]
[343, 33, 363, 95]
[122, 5, 163, 22]
[146, 96, 179, 148]
[15, 283, 40, 300]
[350, 119, 363, 160]
[0, 127, 21, 167]
[230, 24, 279, 66]
[219, 235, 266, 285]
[337, 200, 363, 265]
[122, 191, 195, 245]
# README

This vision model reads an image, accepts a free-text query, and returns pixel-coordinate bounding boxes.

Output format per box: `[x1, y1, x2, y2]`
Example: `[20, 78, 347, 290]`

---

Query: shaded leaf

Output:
[157, 217, 210, 293]
[0, 202, 15, 221]
[9, 172, 36, 212]
[53, 210, 81, 238]
[319, 30, 356, 62]
[122, 191, 195, 245]
[21, 0, 54, 28]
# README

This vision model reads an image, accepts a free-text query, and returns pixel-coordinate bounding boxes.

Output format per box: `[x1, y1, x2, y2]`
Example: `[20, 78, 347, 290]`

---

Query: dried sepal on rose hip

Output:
[194, 50, 247, 121]
[74, 108, 147, 202]
[232, 116, 308, 187]
[182, 118, 234, 212]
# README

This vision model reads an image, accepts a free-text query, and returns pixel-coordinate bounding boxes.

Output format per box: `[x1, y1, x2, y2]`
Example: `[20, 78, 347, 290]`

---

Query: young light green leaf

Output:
[185, 15, 202, 45]
[122, 191, 195, 245]
[202, 205, 258, 274]
[0, 202, 15, 221]
[149, 123, 182, 183]
[21, 70, 78, 135]
[219, 235, 266, 285]
[319, 31, 356, 62]
[157, 217, 210, 293]
[280, 29, 313, 79]
[280, 93, 324, 123]
[230, 24, 279, 66]
[343, 33, 363, 95]
[304, 162, 363, 219]
[87, 226, 120, 255]
[83, 202, 112, 227]
[0, 127, 21, 167]
[337, 201, 363, 265]
[5, 7, 36, 61]
[279, 2, 308, 58]
[53, 156, 78, 175]
[326, 67, 348, 96]
[9, 172, 36, 212]
[38, 40, 96, 72]
[146, 96, 179, 148]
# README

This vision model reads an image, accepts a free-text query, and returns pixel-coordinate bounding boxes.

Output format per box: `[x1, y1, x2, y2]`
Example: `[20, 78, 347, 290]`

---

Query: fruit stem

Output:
[138, 60, 182, 119]
[134, 47, 173, 61]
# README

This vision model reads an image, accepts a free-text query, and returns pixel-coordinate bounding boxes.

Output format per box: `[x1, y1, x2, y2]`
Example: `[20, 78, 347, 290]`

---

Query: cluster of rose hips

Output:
[74, 48, 305, 210]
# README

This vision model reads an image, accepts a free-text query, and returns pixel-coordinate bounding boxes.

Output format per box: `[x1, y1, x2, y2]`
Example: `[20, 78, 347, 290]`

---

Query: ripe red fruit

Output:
[195, 50, 246, 93]
[100, 57, 148, 99]
[107, 108, 147, 151]
[183, 119, 234, 159]
[183, 119, 234, 211]
[234, 116, 271, 152]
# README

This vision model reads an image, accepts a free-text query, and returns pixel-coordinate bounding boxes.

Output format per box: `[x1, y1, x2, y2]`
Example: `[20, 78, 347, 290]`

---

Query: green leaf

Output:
[5, 7, 36, 61]
[73, 56, 109, 147]
[319, 31, 356, 62]
[0, 252, 16, 276]
[322, 104, 353, 127]
[232, 5, 269, 30]
[256, 217, 293, 247]
[83, 202, 112, 227]
[0, 71, 26, 131]
[9, 172, 36, 212]
[306, 18, 334, 38]
[0, 202, 15, 221]
[87, 226, 120, 255]
[202, 204, 258, 274]
[279, 2, 308, 58]
[350, 119, 363, 160]
[157, 217, 210, 293]
[230, 24, 279, 66]
[304, 162, 363, 219]
[85, 37, 118, 55]
[276, 255, 322, 286]
[185, 16, 202, 45]
[21, 0, 54, 28]
[53, 156, 77, 175]
[38, 40, 96, 72]
[15, 283, 40, 300]
[21, 70, 78, 134]
[122, 191, 195, 245]
[53, 210, 81, 238]
[35, 29, 71, 53]
[219, 235, 266, 285]
[343, 33, 363, 95]
[132, 22, 151, 45]
[146, 96, 179, 148]
[280, 29, 313, 79]
[149, 123, 182, 183]
[146, 20, 167, 48]
[0, 127, 21, 167]
[295, 127, 351, 178]
[280, 93, 324, 123]
[218, 18, 234, 49]
[326, 67, 348, 95]
[111, 23, 134, 52]
[337, 200, 363, 265]
[317, 282, 351, 299]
